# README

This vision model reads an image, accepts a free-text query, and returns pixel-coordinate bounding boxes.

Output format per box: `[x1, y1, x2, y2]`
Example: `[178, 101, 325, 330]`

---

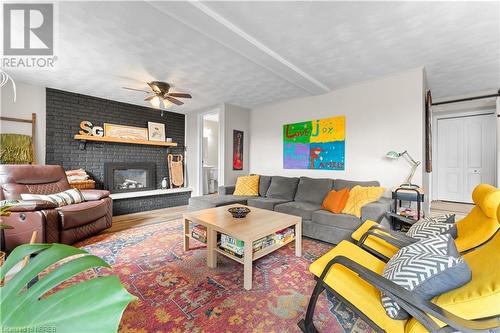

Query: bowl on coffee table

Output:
[228, 206, 251, 218]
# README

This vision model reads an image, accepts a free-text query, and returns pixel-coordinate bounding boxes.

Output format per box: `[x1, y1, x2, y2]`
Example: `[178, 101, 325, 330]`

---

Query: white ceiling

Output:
[5, 1, 499, 113]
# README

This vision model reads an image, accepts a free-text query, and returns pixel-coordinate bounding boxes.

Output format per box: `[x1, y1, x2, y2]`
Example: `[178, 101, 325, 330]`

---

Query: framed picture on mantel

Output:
[233, 130, 243, 170]
[148, 122, 166, 142]
[104, 123, 148, 141]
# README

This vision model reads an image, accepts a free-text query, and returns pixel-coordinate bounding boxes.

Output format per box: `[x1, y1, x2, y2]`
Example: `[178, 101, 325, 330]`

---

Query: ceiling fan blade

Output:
[144, 95, 156, 101]
[168, 92, 192, 99]
[165, 96, 184, 105]
[147, 82, 161, 94]
[122, 87, 150, 93]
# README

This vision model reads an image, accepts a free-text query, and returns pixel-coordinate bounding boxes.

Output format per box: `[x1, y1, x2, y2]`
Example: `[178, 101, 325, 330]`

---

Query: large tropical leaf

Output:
[0, 243, 136, 333]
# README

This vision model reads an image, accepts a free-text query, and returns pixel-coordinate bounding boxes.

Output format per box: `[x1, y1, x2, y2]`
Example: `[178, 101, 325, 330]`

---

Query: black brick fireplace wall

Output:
[45, 88, 189, 215]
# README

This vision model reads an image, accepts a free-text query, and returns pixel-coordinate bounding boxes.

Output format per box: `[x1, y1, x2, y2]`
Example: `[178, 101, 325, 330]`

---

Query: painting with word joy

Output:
[283, 115, 345, 170]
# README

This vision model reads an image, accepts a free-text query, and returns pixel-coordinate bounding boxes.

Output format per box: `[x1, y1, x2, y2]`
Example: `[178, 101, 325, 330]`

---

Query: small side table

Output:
[390, 187, 425, 230]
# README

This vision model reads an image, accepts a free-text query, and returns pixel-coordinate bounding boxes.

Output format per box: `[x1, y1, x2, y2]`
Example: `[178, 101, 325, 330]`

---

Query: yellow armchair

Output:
[351, 184, 500, 259]
[299, 206, 500, 332]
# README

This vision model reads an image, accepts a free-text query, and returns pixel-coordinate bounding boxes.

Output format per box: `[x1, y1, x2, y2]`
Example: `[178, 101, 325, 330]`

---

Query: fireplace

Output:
[104, 162, 156, 193]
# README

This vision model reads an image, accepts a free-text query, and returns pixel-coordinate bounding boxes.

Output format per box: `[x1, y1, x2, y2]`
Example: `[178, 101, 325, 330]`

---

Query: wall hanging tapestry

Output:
[283, 115, 345, 170]
[233, 130, 244, 170]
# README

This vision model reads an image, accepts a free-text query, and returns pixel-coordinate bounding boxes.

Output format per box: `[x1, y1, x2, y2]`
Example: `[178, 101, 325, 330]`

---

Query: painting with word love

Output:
[283, 115, 345, 170]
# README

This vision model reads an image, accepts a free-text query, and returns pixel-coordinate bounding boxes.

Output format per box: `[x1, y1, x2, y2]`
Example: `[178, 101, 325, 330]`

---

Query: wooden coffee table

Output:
[183, 204, 302, 290]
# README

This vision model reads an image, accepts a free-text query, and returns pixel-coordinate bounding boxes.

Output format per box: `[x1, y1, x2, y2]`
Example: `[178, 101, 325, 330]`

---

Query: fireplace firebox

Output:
[104, 162, 156, 193]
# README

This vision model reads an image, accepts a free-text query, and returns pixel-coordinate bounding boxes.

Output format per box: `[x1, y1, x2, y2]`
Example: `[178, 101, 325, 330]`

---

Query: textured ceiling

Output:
[5, 1, 499, 113]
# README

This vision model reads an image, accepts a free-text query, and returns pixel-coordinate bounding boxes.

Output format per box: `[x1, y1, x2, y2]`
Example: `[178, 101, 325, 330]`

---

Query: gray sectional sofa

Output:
[188, 175, 391, 244]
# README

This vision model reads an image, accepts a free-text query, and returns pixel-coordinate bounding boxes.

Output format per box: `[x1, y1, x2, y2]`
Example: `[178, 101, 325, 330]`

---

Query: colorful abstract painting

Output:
[283, 116, 345, 170]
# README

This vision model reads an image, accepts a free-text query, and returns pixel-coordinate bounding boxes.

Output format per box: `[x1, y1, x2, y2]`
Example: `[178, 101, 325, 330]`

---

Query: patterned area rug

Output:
[76, 219, 373, 333]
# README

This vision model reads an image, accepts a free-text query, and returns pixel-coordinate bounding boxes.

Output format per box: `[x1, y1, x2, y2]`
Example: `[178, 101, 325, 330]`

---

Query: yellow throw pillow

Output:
[233, 175, 260, 196]
[342, 185, 385, 218]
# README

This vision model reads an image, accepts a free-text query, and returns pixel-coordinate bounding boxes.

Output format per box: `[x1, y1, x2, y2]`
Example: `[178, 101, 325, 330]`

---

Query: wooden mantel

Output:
[74, 134, 178, 147]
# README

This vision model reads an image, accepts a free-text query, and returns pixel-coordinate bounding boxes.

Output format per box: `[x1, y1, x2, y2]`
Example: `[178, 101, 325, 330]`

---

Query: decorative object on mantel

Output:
[233, 130, 244, 170]
[168, 154, 184, 188]
[148, 121, 166, 141]
[122, 81, 192, 109]
[79, 120, 104, 137]
[104, 123, 148, 141]
[65, 168, 96, 190]
[385, 150, 421, 189]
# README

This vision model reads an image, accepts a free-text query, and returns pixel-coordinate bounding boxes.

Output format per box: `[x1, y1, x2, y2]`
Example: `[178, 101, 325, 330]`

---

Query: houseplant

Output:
[0, 243, 136, 332]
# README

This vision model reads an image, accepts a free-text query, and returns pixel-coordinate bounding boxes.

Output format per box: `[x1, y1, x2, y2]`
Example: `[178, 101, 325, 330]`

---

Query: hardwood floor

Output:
[430, 200, 473, 220]
[107, 205, 188, 233]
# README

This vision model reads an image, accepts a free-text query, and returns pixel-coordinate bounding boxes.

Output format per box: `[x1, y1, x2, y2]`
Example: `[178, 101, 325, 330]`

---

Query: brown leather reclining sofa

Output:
[0, 165, 112, 251]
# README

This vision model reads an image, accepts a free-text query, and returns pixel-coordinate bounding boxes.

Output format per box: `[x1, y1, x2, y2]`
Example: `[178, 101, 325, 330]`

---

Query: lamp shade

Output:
[385, 151, 401, 159]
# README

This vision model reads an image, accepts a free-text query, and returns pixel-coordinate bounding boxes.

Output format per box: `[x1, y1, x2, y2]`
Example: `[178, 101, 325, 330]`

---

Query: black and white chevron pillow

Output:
[381, 235, 471, 320]
[406, 214, 456, 240]
[21, 188, 85, 207]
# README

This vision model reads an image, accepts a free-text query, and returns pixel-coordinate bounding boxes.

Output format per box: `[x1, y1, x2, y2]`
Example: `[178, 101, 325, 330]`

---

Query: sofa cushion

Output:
[294, 177, 333, 204]
[21, 188, 85, 207]
[322, 188, 349, 213]
[274, 201, 322, 220]
[312, 209, 362, 230]
[246, 197, 290, 211]
[57, 200, 108, 230]
[233, 175, 259, 196]
[259, 175, 272, 197]
[334, 179, 380, 191]
[342, 185, 385, 218]
[266, 176, 299, 200]
[381, 235, 471, 320]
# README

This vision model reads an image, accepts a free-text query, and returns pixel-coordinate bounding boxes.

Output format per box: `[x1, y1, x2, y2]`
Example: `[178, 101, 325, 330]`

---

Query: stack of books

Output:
[191, 225, 207, 243]
[273, 227, 295, 244]
[220, 234, 245, 258]
[219, 226, 296, 257]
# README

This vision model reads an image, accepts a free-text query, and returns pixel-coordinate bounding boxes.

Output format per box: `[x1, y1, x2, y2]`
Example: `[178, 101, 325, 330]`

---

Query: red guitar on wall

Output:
[233, 130, 243, 170]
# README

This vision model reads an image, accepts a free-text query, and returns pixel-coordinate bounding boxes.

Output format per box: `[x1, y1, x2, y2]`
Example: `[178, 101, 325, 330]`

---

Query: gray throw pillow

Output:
[381, 235, 471, 320]
[406, 214, 457, 240]
[266, 176, 299, 201]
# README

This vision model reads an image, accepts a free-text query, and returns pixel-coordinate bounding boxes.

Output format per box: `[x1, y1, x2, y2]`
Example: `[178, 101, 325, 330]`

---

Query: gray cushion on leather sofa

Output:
[294, 177, 333, 204]
[311, 210, 363, 230]
[266, 176, 299, 200]
[274, 201, 323, 220]
[259, 175, 272, 196]
[334, 179, 380, 191]
[247, 197, 290, 211]
[188, 195, 253, 211]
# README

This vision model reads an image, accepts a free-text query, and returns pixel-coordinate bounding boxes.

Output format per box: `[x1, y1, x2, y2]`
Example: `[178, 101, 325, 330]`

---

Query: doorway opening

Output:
[434, 111, 497, 203]
[201, 112, 219, 195]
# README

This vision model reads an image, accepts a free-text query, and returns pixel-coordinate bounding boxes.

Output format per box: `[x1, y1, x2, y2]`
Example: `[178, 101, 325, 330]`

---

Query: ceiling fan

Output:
[123, 81, 192, 108]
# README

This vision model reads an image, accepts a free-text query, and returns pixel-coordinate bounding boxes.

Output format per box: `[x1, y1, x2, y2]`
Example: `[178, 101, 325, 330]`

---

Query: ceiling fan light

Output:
[150, 96, 160, 108]
[163, 99, 173, 108]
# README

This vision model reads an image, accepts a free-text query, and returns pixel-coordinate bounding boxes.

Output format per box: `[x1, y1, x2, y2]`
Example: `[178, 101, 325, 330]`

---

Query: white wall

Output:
[0, 81, 46, 164]
[249, 68, 426, 192]
[223, 104, 250, 186]
[203, 119, 219, 167]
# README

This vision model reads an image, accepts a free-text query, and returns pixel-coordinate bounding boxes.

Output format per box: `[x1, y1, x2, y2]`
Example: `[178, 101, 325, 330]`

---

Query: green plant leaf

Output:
[0, 244, 136, 333]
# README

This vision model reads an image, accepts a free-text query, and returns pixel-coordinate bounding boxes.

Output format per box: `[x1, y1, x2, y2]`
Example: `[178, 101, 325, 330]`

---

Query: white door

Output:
[437, 113, 496, 203]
